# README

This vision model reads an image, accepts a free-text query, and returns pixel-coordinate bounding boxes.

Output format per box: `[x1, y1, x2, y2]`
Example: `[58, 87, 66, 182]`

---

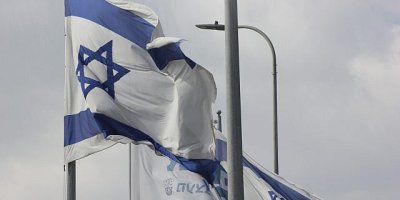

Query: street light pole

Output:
[225, 0, 245, 199]
[196, 22, 279, 174]
[238, 25, 279, 175]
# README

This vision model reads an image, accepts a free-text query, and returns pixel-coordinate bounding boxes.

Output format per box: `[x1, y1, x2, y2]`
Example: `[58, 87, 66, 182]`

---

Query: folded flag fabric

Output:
[128, 130, 321, 200]
[130, 143, 219, 200]
[64, 0, 218, 181]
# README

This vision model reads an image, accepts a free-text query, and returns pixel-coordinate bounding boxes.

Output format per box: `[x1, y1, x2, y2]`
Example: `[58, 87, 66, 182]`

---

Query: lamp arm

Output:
[238, 25, 277, 71]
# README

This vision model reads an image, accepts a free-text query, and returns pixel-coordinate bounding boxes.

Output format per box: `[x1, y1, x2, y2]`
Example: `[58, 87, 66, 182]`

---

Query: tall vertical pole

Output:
[129, 143, 132, 200]
[224, 0, 244, 199]
[66, 161, 76, 200]
[272, 56, 279, 175]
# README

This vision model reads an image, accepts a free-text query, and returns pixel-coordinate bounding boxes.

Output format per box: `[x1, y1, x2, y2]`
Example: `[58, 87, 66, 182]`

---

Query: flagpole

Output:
[217, 110, 222, 132]
[129, 143, 132, 200]
[225, 0, 244, 199]
[66, 161, 76, 200]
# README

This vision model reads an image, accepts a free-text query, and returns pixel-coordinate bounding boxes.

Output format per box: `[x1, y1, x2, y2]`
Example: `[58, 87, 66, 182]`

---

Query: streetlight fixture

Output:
[196, 21, 279, 174]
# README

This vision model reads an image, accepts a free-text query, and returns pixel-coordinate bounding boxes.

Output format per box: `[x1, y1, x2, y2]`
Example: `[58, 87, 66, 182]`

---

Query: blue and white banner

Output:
[129, 130, 321, 200]
[130, 143, 220, 200]
[64, 0, 218, 181]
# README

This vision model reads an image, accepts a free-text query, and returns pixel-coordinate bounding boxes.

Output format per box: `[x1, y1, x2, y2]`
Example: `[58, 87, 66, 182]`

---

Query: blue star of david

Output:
[76, 41, 129, 99]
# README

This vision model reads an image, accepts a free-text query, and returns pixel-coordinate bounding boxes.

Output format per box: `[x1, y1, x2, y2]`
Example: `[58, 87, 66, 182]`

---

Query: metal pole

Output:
[224, 0, 244, 199]
[237, 25, 279, 174]
[66, 161, 76, 200]
[272, 53, 279, 175]
[129, 143, 132, 200]
[217, 110, 222, 132]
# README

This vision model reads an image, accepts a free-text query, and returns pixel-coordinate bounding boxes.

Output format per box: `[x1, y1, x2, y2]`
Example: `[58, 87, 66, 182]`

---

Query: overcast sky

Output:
[0, 0, 399, 199]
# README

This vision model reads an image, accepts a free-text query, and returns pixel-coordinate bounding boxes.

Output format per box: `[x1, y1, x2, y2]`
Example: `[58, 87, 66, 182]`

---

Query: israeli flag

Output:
[130, 143, 220, 200]
[128, 131, 321, 200]
[64, 0, 218, 181]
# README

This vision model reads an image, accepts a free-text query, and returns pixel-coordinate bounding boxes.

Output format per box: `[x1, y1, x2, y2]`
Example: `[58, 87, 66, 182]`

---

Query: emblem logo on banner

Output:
[163, 178, 174, 196]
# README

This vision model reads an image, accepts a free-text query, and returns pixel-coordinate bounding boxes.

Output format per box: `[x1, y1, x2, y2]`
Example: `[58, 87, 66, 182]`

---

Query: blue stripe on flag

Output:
[216, 139, 310, 200]
[64, 109, 102, 146]
[64, 110, 218, 183]
[93, 113, 218, 183]
[148, 43, 197, 70]
[65, 0, 154, 49]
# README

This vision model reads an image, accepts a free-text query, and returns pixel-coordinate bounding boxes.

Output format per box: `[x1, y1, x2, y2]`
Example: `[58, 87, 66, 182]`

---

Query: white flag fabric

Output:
[130, 144, 220, 200]
[131, 131, 319, 200]
[129, 130, 321, 200]
[64, 0, 218, 180]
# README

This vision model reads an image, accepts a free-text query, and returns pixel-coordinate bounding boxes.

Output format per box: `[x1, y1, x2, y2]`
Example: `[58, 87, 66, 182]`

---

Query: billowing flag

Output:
[129, 130, 321, 200]
[64, 0, 218, 181]
[130, 143, 220, 200]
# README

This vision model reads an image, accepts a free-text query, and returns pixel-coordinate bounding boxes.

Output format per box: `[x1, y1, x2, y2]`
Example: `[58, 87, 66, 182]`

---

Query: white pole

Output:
[224, 0, 244, 199]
